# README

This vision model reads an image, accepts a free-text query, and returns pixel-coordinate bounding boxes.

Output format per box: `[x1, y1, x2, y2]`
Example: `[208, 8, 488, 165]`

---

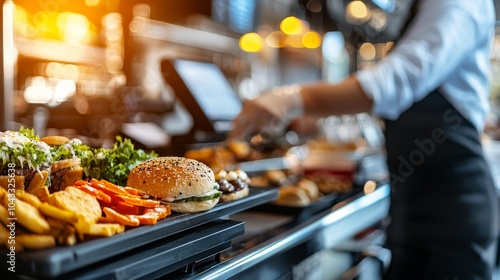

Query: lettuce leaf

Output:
[0, 128, 52, 170]
[83, 136, 158, 186]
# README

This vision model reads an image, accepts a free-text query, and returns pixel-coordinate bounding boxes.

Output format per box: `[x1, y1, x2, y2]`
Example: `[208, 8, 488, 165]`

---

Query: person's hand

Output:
[229, 84, 304, 141]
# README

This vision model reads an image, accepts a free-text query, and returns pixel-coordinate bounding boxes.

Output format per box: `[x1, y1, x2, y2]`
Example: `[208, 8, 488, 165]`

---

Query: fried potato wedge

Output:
[16, 234, 55, 250]
[0, 224, 9, 245]
[15, 189, 42, 208]
[27, 184, 50, 203]
[38, 203, 79, 224]
[15, 199, 50, 234]
[49, 187, 101, 223]
[26, 170, 49, 192]
[0, 175, 25, 190]
[82, 223, 125, 237]
[0, 204, 8, 227]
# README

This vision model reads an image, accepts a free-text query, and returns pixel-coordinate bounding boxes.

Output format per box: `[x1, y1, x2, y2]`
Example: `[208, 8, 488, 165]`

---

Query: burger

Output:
[127, 156, 222, 213]
[214, 169, 250, 203]
[40, 136, 89, 192]
[0, 128, 52, 190]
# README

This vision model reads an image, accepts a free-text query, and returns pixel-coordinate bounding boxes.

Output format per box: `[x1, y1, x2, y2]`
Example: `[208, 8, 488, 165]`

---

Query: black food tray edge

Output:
[1, 187, 278, 278]
[251, 191, 341, 216]
[59, 220, 245, 280]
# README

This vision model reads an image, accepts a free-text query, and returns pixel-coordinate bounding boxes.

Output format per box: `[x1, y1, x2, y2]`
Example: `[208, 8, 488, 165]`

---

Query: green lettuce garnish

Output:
[0, 127, 52, 170]
[83, 136, 158, 186]
[50, 140, 92, 162]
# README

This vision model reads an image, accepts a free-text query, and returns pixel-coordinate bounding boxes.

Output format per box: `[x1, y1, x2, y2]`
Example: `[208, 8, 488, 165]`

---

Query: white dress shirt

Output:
[355, 0, 496, 132]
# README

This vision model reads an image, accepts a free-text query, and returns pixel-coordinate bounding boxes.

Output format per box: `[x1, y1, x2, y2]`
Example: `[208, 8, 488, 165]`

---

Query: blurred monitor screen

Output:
[371, 0, 396, 12]
[162, 59, 242, 133]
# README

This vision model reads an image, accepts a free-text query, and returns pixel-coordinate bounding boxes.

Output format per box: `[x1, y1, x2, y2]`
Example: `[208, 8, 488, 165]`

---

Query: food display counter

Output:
[173, 183, 390, 280]
[3, 180, 390, 280]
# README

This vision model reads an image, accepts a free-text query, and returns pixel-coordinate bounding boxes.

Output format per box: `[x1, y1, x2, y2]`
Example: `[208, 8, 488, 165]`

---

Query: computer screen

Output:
[161, 59, 242, 134]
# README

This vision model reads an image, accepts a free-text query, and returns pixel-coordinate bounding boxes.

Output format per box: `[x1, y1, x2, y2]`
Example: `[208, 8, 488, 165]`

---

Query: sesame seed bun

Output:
[127, 156, 219, 213]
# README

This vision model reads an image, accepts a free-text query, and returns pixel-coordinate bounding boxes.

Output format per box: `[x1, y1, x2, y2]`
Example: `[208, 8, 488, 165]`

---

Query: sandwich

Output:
[40, 136, 89, 192]
[127, 156, 222, 213]
[0, 128, 52, 190]
[214, 169, 250, 202]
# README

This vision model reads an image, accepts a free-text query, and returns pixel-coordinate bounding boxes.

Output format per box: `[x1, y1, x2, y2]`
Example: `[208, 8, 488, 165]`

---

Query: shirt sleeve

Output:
[355, 0, 483, 120]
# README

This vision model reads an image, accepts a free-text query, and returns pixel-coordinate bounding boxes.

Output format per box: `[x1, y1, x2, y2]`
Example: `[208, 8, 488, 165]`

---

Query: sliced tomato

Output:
[116, 195, 160, 208]
[74, 184, 112, 204]
[103, 207, 140, 227]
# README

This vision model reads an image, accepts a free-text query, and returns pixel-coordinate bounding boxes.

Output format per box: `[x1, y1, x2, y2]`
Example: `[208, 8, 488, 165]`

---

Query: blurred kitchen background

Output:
[0, 0, 499, 153]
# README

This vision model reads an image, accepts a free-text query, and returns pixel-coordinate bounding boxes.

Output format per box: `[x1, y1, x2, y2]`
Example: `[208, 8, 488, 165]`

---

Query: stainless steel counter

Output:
[185, 183, 390, 280]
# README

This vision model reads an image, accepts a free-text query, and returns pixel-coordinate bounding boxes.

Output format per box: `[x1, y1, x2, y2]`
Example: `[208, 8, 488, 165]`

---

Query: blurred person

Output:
[230, 0, 499, 279]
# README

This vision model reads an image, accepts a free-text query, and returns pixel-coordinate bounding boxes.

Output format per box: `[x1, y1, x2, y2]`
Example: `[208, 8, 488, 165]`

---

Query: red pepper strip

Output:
[144, 205, 171, 219]
[114, 200, 141, 215]
[116, 195, 160, 208]
[123, 186, 140, 196]
[74, 184, 112, 204]
[99, 179, 138, 196]
[135, 214, 159, 225]
[103, 207, 140, 227]
[73, 179, 89, 186]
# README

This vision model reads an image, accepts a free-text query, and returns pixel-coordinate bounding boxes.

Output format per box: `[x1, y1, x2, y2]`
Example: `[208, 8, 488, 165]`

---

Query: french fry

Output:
[46, 217, 67, 230]
[15, 189, 41, 208]
[0, 176, 25, 190]
[26, 170, 49, 193]
[0, 204, 9, 227]
[16, 234, 55, 250]
[0, 224, 9, 245]
[60, 225, 77, 246]
[83, 223, 125, 237]
[38, 203, 79, 224]
[27, 184, 50, 203]
[15, 199, 50, 234]
[0, 185, 7, 200]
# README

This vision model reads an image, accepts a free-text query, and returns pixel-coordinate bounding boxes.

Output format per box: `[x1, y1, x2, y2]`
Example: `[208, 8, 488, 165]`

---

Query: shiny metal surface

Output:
[191, 184, 391, 280]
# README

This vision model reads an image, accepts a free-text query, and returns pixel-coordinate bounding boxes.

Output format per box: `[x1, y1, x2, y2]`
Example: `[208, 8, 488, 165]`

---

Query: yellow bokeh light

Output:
[239, 32, 263, 52]
[265, 31, 287, 48]
[57, 12, 90, 44]
[359, 42, 376, 60]
[280, 16, 303, 35]
[348, 1, 369, 19]
[85, 0, 100, 6]
[302, 31, 322, 49]
[287, 34, 304, 48]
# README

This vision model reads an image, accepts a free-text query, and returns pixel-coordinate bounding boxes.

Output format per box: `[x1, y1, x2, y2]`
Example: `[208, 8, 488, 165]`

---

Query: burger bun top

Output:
[127, 156, 217, 201]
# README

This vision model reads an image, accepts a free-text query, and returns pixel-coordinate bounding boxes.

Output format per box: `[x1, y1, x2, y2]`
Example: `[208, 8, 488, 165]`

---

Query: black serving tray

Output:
[252, 191, 341, 216]
[0, 187, 277, 279]
[58, 220, 244, 280]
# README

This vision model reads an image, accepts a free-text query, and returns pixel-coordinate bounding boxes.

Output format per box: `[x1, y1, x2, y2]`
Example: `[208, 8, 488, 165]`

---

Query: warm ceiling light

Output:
[265, 31, 287, 48]
[346, 1, 370, 24]
[280, 16, 303, 35]
[348, 1, 369, 18]
[85, 0, 100, 6]
[359, 42, 376, 60]
[287, 34, 304, 48]
[302, 31, 322, 49]
[239, 32, 263, 52]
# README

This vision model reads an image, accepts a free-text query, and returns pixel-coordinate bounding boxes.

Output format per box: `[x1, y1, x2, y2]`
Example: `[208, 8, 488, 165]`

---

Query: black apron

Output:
[383, 89, 499, 279]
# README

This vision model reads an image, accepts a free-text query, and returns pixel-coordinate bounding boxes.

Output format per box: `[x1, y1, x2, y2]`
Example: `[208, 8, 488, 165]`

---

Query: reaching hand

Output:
[229, 84, 304, 141]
